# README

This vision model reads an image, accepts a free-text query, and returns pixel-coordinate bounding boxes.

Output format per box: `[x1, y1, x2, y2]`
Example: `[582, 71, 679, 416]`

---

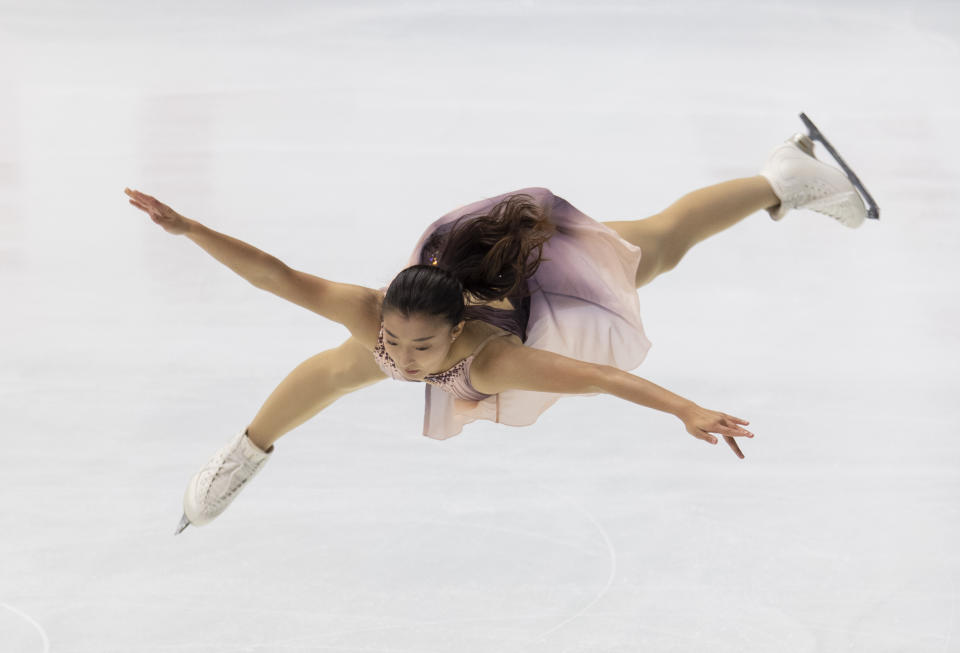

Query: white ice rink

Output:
[2, 1, 958, 651]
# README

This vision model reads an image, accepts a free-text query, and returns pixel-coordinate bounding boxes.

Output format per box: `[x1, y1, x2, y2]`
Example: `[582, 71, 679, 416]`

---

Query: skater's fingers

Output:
[721, 425, 753, 438]
[127, 188, 161, 207]
[724, 414, 750, 426]
[130, 200, 158, 217]
[720, 416, 753, 438]
[693, 428, 716, 445]
[724, 435, 745, 459]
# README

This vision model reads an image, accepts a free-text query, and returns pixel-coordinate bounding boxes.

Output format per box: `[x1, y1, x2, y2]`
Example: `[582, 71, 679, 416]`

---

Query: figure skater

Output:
[125, 127, 872, 534]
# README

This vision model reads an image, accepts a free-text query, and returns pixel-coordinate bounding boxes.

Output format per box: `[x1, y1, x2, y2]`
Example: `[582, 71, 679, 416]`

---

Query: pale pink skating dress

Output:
[375, 186, 652, 440]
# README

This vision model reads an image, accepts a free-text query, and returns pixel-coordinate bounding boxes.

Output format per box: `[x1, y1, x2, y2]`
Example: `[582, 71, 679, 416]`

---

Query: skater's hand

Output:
[125, 188, 193, 235]
[676, 403, 754, 459]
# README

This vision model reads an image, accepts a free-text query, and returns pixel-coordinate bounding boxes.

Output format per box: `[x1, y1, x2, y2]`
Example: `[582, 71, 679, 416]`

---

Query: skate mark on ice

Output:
[1, 602, 50, 653]
[527, 479, 618, 642]
[256, 476, 616, 648]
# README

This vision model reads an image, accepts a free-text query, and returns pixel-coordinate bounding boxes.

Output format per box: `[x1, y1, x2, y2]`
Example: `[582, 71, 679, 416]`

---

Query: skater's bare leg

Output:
[246, 336, 386, 451]
[603, 175, 779, 288]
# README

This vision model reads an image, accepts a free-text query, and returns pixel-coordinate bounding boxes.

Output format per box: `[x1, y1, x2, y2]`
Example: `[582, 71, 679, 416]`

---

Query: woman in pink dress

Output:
[126, 130, 871, 534]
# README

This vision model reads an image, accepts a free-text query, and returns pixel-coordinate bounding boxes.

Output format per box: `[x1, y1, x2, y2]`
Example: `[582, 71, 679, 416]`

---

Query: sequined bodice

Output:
[372, 322, 505, 401]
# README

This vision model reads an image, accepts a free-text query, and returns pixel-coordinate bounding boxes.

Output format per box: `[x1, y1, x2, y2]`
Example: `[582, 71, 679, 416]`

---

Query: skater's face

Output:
[382, 310, 465, 379]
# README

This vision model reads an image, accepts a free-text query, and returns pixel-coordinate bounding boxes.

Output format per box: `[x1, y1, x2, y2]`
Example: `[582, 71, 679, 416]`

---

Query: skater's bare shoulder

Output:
[260, 266, 384, 348]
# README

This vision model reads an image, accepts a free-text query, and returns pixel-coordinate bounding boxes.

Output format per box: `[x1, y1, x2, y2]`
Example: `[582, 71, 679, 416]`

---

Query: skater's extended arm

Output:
[184, 222, 287, 288]
[473, 340, 754, 458]
[125, 188, 285, 287]
[125, 188, 378, 336]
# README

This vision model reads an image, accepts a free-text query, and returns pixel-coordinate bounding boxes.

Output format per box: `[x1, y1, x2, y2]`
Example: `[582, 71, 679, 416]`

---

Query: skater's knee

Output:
[657, 239, 687, 274]
[328, 336, 389, 390]
[288, 337, 385, 392]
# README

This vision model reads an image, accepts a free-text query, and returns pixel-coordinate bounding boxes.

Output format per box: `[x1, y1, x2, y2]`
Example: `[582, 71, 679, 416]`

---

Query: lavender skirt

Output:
[385, 186, 653, 440]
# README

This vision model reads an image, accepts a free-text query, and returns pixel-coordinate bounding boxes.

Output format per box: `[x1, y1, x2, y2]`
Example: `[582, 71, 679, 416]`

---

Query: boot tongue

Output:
[789, 132, 815, 156]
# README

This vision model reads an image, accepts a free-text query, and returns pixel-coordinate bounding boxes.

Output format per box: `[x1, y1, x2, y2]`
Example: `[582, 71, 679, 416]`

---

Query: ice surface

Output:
[1, 1, 958, 651]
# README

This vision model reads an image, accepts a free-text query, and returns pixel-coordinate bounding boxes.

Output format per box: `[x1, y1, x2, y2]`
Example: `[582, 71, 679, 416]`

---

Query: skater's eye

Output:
[387, 341, 430, 351]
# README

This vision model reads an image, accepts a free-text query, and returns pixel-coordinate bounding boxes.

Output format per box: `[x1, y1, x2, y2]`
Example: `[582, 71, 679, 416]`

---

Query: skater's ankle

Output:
[755, 175, 781, 210]
[245, 427, 274, 454]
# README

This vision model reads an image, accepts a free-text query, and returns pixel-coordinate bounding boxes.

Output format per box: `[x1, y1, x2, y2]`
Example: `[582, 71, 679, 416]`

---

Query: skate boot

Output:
[759, 132, 867, 228]
[175, 427, 273, 534]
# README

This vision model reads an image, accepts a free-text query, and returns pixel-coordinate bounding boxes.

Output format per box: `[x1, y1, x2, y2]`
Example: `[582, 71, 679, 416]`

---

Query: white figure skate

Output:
[175, 428, 273, 534]
[759, 113, 880, 229]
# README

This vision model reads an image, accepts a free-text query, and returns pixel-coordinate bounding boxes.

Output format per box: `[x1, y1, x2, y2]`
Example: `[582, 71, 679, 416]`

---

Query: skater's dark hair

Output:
[381, 192, 555, 327]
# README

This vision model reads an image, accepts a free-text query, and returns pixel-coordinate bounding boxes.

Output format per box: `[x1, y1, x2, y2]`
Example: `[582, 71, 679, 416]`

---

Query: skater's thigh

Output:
[248, 335, 387, 441]
[602, 213, 673, 288]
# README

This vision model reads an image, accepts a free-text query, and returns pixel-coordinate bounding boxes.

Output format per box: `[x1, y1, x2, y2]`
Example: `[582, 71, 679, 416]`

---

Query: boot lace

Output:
[197, 451, 266, 517]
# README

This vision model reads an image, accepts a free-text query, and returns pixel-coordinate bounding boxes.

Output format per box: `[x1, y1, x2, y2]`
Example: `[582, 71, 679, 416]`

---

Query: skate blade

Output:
[798, 112, 880, 220]
[175, 513, 192, 535]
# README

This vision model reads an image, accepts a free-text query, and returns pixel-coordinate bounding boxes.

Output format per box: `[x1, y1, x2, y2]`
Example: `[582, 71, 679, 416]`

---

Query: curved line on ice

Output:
[1, 602, 50, 653]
